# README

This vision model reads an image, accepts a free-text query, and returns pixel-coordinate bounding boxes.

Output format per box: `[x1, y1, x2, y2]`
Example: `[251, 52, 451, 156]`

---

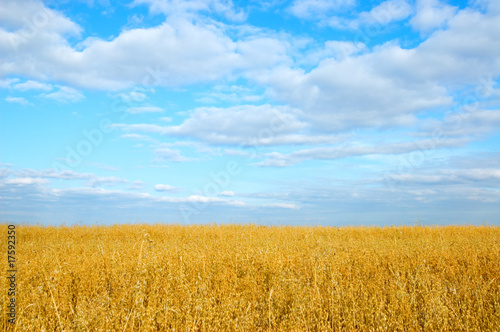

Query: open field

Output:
[1, 224, 499, 331]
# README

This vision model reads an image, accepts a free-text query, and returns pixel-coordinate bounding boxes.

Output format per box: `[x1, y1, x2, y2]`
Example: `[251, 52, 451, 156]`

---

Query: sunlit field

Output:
[2, 224, 499, 331]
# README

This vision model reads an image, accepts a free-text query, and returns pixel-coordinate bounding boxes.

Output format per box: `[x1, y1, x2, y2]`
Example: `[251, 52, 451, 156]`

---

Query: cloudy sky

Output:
[1, 0, 499, 226]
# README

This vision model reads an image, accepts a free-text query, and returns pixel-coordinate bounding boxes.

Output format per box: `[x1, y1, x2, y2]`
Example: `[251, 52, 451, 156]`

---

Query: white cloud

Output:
[49, 186, 246, 206]
[12, 80, 52, 91]
[163, 105, 307, 144]
[113, 105, 356, 148]
[383, 165, 500, 205]
[259, 63, 450, 132]
[42, 86, 84, 102]
[236, 37, 291, 69]
[195, 84, 264, 104]
[143, 105, 316, 145]
[481, 0, 500, 14]
[0, 0, 82, 88]
[290, 0, 410, 29]
[417, 109, 500, 137]
[0, 1, 292, 90]
[154, 148, 191, 162]
[0, 78, 20, 88]
[116, 91, 147, 102]
[76, 20, 240, 89]
[0, 0, 81, 37]
[157, 141, 220, 155]
[264, 203, 299, 209]
[154, 184, 180, 192]
[302, 41, 367, 64]
[0, 167, 249, 209]
[116, 104, 314, 146]
[167, 195, 245, 206]
[410, 0, 457, 33]
[386, 168, 500, 184]
[17, 168, 92, 180]
[5, 96, 32, 105]
[126, 106, 164, 114]
[258, 8, 500, 132]
[256, 138, 467, 167]
[14, 169, 130, 189]
[358, 0, 412, 26]
[410, 11, 500, 84]
[0, 162, 13, 169]
[5, 177, 48, 185]
[49, 187, 149, 199]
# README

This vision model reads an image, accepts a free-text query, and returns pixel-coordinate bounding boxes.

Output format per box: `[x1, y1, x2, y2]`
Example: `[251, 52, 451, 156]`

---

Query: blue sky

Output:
[1, 0, 499, 226]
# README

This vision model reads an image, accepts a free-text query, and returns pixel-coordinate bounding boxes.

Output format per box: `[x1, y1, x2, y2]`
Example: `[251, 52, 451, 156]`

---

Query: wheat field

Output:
[1, 224, 499, 331]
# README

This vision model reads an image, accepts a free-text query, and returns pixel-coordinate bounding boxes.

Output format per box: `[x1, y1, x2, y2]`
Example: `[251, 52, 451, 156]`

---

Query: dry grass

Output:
[1, 224, 499, 331]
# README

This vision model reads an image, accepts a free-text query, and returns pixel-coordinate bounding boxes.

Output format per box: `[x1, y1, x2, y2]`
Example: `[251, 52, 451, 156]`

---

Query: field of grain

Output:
[1, 224, 499, 331]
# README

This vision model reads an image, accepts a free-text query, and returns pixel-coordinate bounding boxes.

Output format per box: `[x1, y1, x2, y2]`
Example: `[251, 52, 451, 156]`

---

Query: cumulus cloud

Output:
[195, 84, 264, 104]
[162, 105, 307, 144]
[357, 0, 412, 26]
[259, 64, 450, 132]
[74, 20, 239, 89]
[112, 104, 340, 146]
[0, 1, 290, 90]
[257, 7, 500, 133]
[0, 0, 81, 44]
[301, 41, 367, 64]
[410, 0, 457, 33]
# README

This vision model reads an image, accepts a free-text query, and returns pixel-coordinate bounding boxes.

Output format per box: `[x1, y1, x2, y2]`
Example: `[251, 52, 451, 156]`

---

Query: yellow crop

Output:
[1, 224, 499, 331]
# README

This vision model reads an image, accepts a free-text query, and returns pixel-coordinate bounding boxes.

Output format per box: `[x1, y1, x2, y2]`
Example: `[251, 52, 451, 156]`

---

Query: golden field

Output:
[1, 224, 499, 331]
